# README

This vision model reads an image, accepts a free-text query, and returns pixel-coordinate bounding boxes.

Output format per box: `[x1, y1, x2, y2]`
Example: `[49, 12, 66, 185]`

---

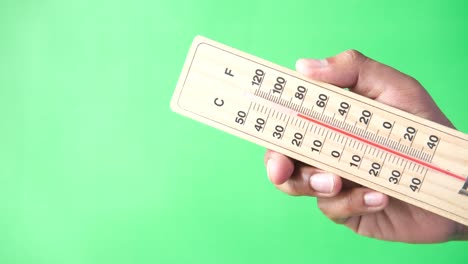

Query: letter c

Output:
[214, 98, 224, 107]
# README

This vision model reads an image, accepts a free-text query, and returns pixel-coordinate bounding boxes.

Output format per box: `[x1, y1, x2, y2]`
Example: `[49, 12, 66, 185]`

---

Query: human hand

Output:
[264, 50, 467, 243]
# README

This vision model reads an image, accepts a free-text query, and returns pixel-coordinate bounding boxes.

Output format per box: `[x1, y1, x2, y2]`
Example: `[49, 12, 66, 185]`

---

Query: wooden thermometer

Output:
[170, 36, 468, 225]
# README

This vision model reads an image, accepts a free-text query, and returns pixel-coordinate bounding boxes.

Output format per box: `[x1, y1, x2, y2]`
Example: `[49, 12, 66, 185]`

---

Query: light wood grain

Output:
[171, 36, 468, 225]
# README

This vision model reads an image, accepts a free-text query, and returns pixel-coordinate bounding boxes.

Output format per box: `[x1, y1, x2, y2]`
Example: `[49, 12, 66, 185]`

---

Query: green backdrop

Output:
[1, 0, 467, 263]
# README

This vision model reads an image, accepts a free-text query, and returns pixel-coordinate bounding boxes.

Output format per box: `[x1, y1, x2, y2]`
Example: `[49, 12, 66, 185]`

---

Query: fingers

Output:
[277, 167, 342, 197]
[317, 188, 389, 224]
[295, 50, 451, 126]
[264, 150, 342, 197]
[264, 150, 389, 223]
[264, 150, 295, 185]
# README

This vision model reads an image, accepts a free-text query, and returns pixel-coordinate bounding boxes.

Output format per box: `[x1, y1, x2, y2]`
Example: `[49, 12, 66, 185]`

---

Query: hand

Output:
[264, 50, 467, 243]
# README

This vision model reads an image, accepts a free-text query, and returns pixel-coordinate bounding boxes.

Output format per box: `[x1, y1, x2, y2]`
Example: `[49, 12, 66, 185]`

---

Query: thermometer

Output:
[170, 36, 468, 225]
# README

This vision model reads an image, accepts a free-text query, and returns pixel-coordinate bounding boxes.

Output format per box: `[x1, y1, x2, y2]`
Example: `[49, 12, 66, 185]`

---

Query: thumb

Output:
[295, 50, 452, 127]
[295, 49, 421, 99]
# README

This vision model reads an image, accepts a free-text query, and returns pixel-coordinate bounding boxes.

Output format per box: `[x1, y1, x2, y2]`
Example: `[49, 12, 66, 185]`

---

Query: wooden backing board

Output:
[170, 36, 468, 225]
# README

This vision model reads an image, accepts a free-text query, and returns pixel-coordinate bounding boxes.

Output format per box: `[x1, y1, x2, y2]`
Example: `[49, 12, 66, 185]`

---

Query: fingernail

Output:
[296, 58, 328, 72]
[309, 173, 334, 193]
[364, 192, 385, 207]
[266, 159, 273, 179]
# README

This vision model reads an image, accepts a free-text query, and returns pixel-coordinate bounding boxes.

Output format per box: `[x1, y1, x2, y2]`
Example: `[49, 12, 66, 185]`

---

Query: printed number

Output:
[383, 121, 393, 129]
[350, 155, 361, 167]
[235, 111, 247, 125]
[316, 94, 328, 108]
[331, 150, 341, 158]
[359, 110, 372, 125]
[410, 178, 421, 192]
[338, 102, 350, 116]
[272, 77, 286, 94]
[388, 170, 401, 184]
[311, 139, 323, 152]
[427, 135, 439, 149]
[291, 132, 303, 147]
[272, 125, 284, 139]
[295, 86, 307, 100]
[404, 126, 416, 142]
[255, 118, 265, 132]
[251, 69, 264, 86]
[369, 162, 381, 176]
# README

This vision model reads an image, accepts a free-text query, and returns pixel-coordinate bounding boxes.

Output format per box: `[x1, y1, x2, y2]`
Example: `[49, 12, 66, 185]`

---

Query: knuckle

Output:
[345, 192, 355, 212]
[316, 198, 329, 214]
[406, 75, 422, 87]
[275, 181, 300, 196]
[355, 228, 373, 238]
[343, 49, 365, 62]
[318, 193, 354, 217]
[288, 178, 304, 196]
[317, 199, 348, 224]
[351, 188, 369, 209]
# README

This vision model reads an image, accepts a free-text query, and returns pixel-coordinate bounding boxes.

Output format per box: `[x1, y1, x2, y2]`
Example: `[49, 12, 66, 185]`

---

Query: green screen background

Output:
[0, 0, 467, 263]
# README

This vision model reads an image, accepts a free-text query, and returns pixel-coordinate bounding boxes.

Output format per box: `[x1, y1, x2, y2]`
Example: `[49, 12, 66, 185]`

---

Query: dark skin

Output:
[264, 50, 468, 243]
